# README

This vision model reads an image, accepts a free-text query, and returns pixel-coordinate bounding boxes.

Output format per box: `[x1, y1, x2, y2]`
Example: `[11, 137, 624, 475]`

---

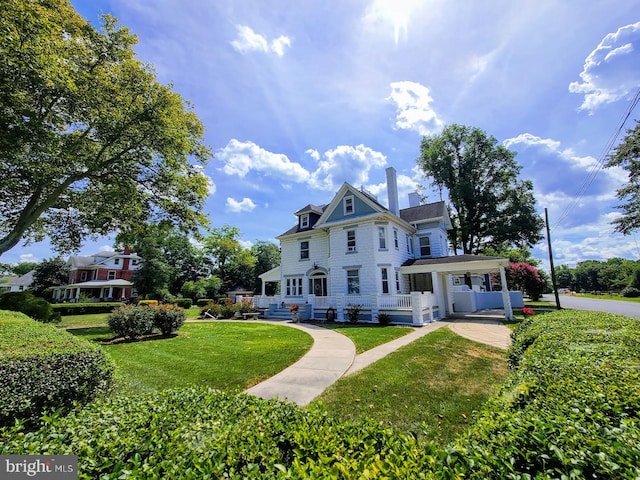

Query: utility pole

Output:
[545, 208, 561, 310]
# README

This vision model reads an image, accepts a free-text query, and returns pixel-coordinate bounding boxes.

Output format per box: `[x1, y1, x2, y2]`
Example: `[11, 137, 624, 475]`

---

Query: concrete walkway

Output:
[244, 311, 512, 406]
[245, 321, 356, 405]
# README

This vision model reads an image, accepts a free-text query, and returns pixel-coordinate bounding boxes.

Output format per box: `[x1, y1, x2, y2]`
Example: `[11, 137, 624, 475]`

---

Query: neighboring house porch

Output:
[52, 279, 134, 302]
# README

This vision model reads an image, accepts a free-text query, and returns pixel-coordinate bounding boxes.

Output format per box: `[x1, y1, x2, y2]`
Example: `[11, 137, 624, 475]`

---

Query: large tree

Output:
[251, 240, 281, 294]
[29, 257, 69, 297]
[0, 0, 211, 257]
[607, 120, 640, 234]
[418, 124, 543, 254]
[203, 226, 256, 292]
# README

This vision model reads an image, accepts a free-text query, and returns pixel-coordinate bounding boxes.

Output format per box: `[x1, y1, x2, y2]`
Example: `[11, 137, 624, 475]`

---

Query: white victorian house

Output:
[257, 167, 522, 324]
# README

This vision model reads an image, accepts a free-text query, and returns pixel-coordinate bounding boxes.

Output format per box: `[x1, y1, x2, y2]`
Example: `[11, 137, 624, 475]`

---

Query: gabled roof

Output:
[10, 270, 34, 286]
[294, 204, 325, 216]
[399, 201, 453, 229]
[69, 250, 141, 268]
[313, 183, 397, 229]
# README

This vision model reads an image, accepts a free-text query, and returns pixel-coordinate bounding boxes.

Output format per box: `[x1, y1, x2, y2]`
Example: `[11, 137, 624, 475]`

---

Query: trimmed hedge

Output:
[446, 310, 640, 478]
[52, 302, 124, 316]
[0, 310, 115, 427]
[2, 309, 638, 478]
[0, 388, 443, 478]
[0, 291, 58, 323]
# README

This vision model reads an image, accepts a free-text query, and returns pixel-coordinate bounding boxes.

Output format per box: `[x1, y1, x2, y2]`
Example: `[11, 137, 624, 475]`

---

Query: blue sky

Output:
[6, 0, 640, 271]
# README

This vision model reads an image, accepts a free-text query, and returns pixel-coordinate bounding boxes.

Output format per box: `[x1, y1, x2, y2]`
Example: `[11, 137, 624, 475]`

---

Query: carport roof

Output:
[401, 254, 508, 274]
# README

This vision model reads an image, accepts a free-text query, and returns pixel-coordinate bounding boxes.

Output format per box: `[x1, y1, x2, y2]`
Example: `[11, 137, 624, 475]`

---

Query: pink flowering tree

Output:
[494, 262, 545, 300]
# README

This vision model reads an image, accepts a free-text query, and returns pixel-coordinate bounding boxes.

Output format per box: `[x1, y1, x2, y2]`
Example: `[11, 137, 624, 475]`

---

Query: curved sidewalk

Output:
[245, 313, 512, 406]
[245, 321, 356, 406]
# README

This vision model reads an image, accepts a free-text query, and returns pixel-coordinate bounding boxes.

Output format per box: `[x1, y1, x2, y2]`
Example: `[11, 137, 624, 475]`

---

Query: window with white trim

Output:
[114, 258, 120, 265]
[378, 226, 387, 249]
[393, 229, 399, 249]
[108, 271, 116, 280]
[300, 214, 309, 228]
[343, 195, 354, 215]
[419, 236, 431, 257]
[381, 267, 389, 294]
[286, 277, 303, 296]
[406, 234, 413, 254]
[395, 270, 400, 292]
[81, 271, 87, 281]
[347, 269, 360, 295]
[346, 230, 356, 252]
[300, 240, 309, 260]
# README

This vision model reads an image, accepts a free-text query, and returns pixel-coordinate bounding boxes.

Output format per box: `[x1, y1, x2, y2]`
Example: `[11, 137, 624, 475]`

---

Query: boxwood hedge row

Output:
[1, 309, 638, 478]
[51, 302, 124, 316]
[446, 310, 640, 478]
[0, 388, 445, 479]
[0, 310, 115, 427]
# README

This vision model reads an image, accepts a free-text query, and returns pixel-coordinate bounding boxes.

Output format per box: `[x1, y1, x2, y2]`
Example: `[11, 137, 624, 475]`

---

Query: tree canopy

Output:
[0, 0, 211, 258]
[29, 257, 70, 297]
[606, 120, 640, 234]
[418, 124, 544, 254]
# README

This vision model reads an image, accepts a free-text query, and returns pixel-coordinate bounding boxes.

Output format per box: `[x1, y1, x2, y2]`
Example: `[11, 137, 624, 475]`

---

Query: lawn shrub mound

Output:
[447, 310, 640, 478]
[0, 291, 58, 323]
[0, 388, 442, 478]
[0, 310, 115, 427]
[108, 304, 186, 339]
[52, 302, 124, 316]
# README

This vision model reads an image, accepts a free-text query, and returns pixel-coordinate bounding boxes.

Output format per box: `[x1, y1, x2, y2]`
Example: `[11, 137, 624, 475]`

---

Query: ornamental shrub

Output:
[376, 312, 392, 325]
[346, 304, 361, 323]
[174, 297, 193, 309]
[152, 304, 186, 335]
[196, 298, 215, 307]
[0, 311, 115, 427]
[107, 305, 155, 340]
[0, 291, 57, 323]
[621, 286, 640, 298]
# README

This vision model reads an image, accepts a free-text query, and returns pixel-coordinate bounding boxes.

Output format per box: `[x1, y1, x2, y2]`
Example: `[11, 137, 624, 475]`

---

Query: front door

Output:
[310, 274, 327, 296]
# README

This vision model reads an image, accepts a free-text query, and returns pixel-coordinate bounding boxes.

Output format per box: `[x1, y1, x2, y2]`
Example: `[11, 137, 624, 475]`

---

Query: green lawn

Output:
[312, 328, 508, 445]
[566, 292, 640, 303]
[69, 322, 313, 394]
[58, 313, 111, 328]
[319, 323, 413, 353]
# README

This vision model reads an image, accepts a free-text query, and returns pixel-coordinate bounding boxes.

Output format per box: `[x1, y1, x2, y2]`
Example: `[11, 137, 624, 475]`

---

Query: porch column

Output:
[75, 287, 80, 301]
[499, 266, 514, 320]
[445, 275, 454, 315]
[431, 272, 442, 321]
[336, 294, 345, 322]
[371, 295, 379, 324]
[108, 287, 113, 299]
[410, 292, 424, 326]
[307, 294, 316, 320]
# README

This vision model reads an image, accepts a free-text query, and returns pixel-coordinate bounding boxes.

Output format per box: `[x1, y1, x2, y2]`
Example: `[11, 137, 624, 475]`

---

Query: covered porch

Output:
[52, 279, 134, 302]
[400, 255, 519, 321]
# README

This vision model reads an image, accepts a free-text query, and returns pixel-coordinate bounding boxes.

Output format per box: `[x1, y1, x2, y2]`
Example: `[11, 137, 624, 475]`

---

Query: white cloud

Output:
[569, 21, 640, 112]
[362, 0, 424, 45]
[309, 145, 387, 191]
[504, 133, 602, 171]
[226, 197, 257, 213]
[270, 35, 292, 56]
[19, 254, 38, 263]
[387, 81, 444, 136]
[217, 140, 388, 193]
[216, 139, 310, 182]
[230, 25, 291, 56]
[306, 148, 320, 161]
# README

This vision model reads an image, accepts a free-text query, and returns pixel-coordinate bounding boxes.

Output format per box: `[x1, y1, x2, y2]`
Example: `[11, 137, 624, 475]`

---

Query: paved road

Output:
[544, 294, 640, 319]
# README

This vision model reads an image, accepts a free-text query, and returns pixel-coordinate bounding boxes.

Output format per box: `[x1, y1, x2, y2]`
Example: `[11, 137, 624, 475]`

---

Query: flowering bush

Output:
[521, 307, 536, 317]
[153, 304, 186, 335]
[289, 304, 299, 312]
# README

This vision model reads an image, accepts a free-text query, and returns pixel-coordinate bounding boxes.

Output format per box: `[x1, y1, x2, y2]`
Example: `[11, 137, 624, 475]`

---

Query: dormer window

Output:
[114, 258, 120, 265]
[300, 214, 309, 228]
[343, 195, 354, 215]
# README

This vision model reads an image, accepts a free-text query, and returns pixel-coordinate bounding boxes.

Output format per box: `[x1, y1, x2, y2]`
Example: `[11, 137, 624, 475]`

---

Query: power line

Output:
[553, 87, 640, 228]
